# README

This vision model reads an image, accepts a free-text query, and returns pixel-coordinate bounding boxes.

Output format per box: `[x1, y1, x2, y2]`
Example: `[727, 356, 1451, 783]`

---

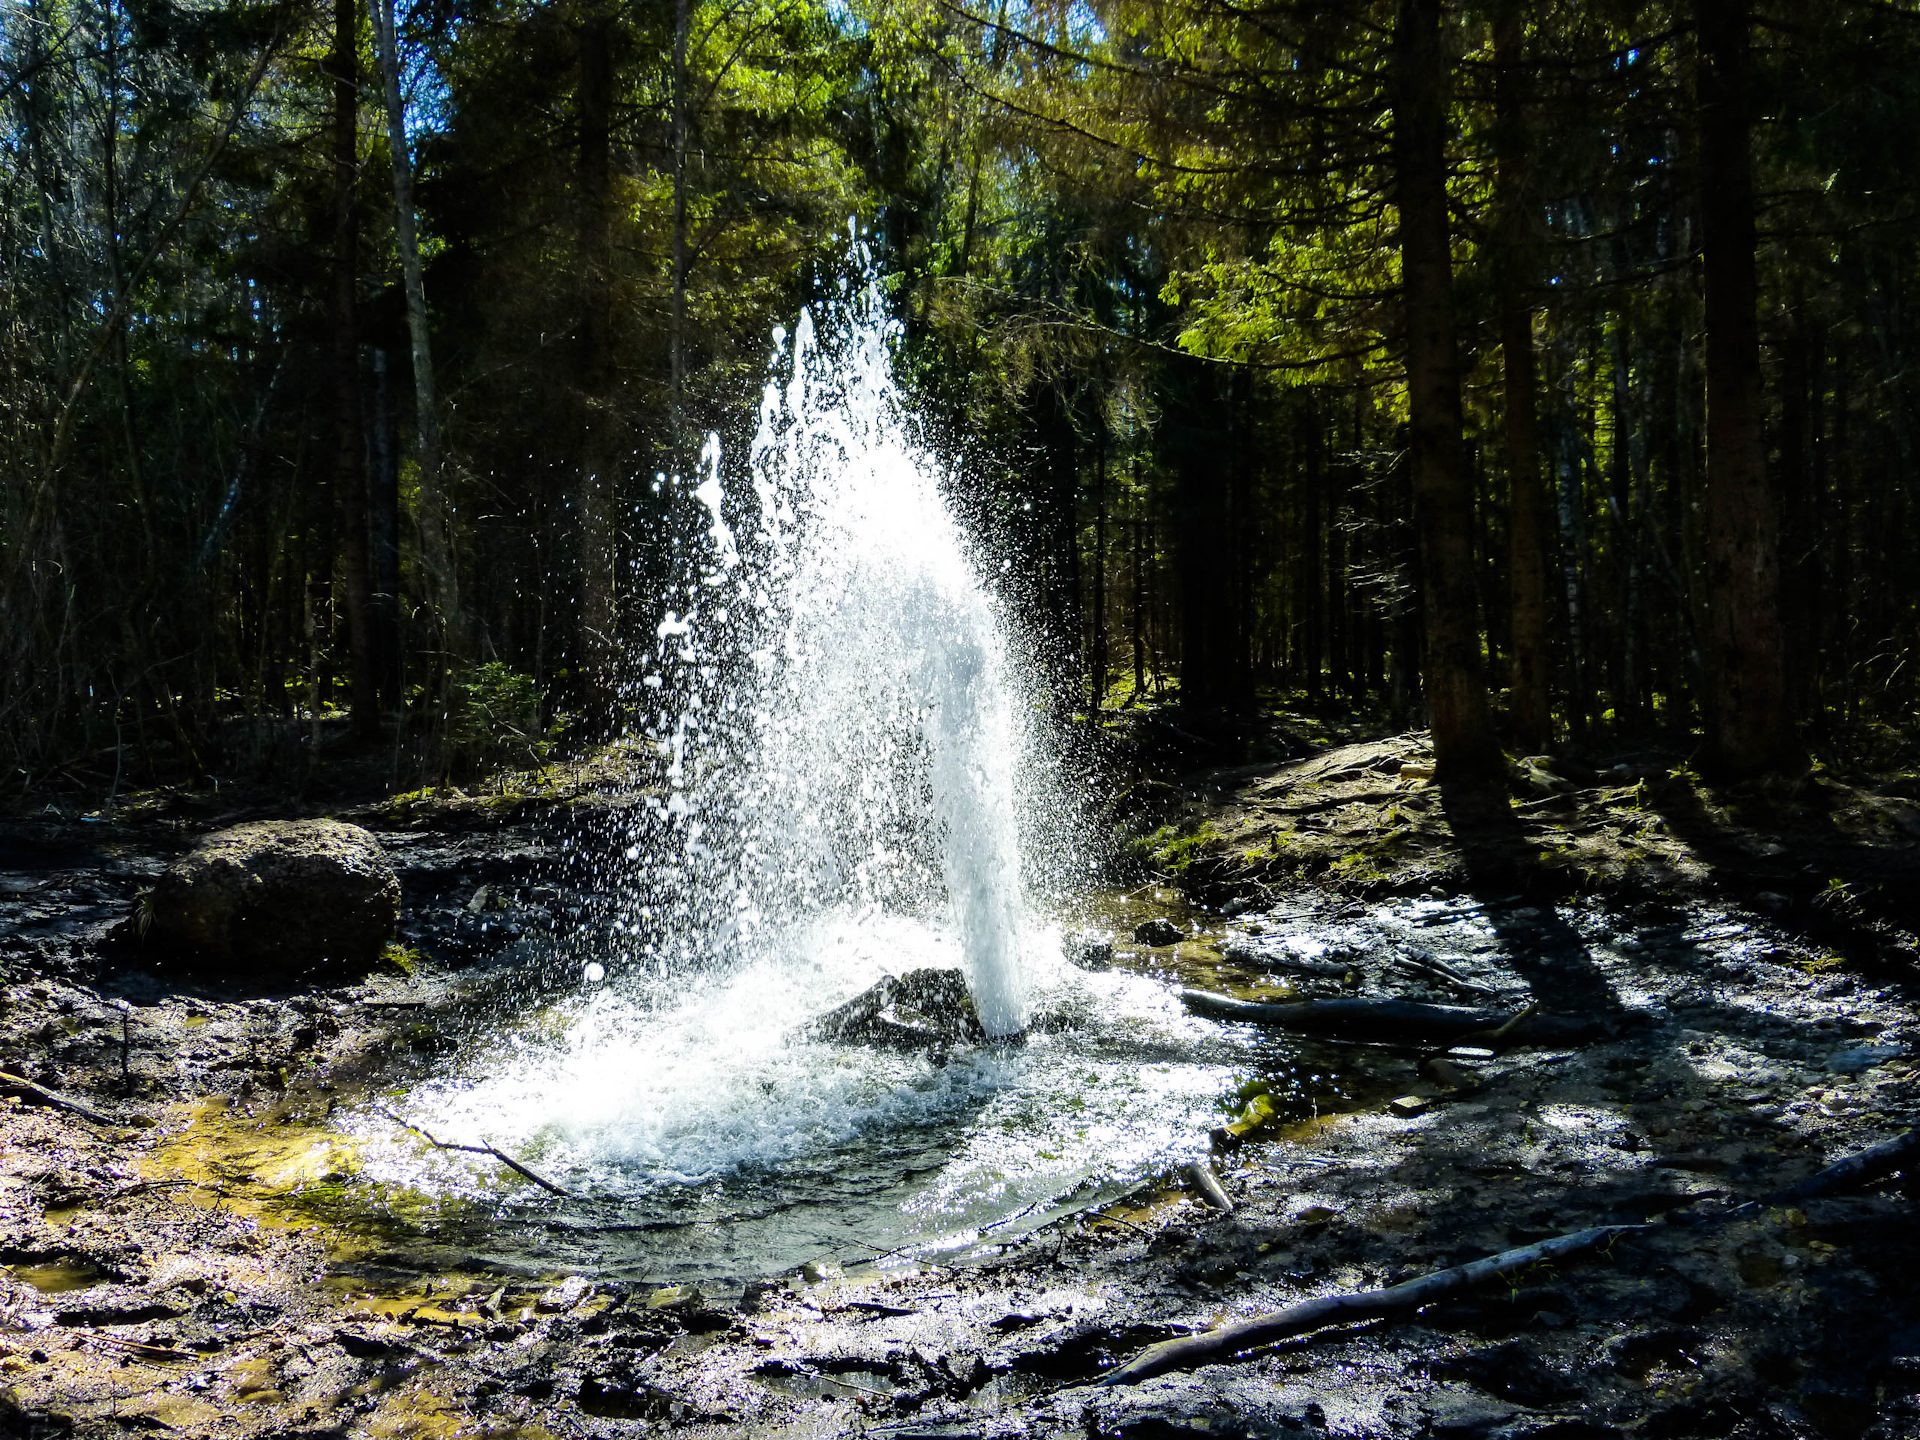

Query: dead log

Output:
[797, 969, 985, 1049]
[1218, 940, 1352, 979]
[1097, 1225, 1646, 1385]
[1177, 991, 1605, 1046]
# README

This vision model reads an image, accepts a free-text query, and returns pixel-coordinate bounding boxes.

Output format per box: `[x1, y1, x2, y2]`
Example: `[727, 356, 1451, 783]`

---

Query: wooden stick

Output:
[1087, 1210, 1153, 1237]
[0, 1070, 116, 1126]
[1740, 1126, 1920, 1215]
[1098, 1224, 1645, 1385]
[375, 1107, 579, 1198]
[1183, 1160, 1234, 1212]
[1178, 992, 1603, 1046]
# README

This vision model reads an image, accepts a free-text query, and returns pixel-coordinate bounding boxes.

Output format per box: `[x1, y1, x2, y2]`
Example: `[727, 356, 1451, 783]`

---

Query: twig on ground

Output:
[375, 1107, 578, 1198]
[81, 1331, 196, 1362]
[1086, 1210, 1153, 1237]
[0, 1070, 116, 1126]
[1741, 1126, 1920, 1215]
[844, 1239, 961, 1272]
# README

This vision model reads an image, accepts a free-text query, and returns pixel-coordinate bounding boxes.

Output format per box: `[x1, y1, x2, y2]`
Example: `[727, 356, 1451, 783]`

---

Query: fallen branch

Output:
[1182, 1161, 1233, 1212]
[1177, 992, 1605, 1046]
[1098, 1225, 1646, 1385]
[1098, 1127, 1920, 1386]
[1248, 790, 1406, 817]
[0, 1070, 116, 1126]
[375, 1107, 578, 1198]
[1739, 1126, 1920, 1215]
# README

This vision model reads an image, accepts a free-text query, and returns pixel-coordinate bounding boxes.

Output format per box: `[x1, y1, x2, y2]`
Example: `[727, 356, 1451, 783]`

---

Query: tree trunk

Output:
[371, 0, 461, 653]
[1694, 0, 1796, 775]
[1131, 447, 1146, 703]
[576, 14, 619, 725]
[1495, 2, 1551, 753]
[670, 0, 690, 453]
[369, 348, 403, 707]
[332, 0, 379, 736]
[1779, 312, 1815, 726]
[1031, 379, 1080, 713]
[1169, 358, 1235, 714]
[1091, 422, 1108, 715]
[1301, 400, 1324, 700]
[1393, 0, 1503, 790]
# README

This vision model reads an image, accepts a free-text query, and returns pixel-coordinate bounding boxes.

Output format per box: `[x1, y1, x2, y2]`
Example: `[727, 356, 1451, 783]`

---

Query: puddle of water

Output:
[144, 895, 1369, 1292]
[9, 1260, 106, 1293]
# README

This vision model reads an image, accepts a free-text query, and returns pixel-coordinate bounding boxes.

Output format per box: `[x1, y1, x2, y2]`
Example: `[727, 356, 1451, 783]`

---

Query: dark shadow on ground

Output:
[1439, 784, 1622, 1017]
[1645, 775, 1920, 965]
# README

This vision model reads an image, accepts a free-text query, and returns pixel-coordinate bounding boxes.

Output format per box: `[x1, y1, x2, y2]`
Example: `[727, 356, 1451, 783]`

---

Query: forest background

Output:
[3, 0, 1916, 804]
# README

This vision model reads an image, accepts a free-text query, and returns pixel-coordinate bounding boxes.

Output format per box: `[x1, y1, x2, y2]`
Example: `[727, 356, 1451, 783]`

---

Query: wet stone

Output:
[1134, 918, 1184, 948]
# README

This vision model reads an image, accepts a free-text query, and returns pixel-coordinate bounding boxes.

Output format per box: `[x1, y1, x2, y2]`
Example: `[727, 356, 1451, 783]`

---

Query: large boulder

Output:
[146, 819, 399, 977]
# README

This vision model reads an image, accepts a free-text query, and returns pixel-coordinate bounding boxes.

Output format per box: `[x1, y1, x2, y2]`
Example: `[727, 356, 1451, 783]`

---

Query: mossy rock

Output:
[145, 819, 400, 980]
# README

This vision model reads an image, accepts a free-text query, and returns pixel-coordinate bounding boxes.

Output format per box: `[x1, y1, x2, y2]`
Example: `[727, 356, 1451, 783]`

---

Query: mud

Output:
[4, 739, 1919, 1440]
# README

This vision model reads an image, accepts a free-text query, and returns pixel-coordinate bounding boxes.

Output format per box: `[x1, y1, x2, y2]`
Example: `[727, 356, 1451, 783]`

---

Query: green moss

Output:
[1133, 821, 1225, 875]
[381, 943, 425, 977]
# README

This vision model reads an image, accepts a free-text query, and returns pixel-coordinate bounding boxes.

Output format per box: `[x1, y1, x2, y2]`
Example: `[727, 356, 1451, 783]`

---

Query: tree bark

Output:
[1392, 0, 1503, 790]
[1301, 400, 1324, 699]
[1091, 422, 1108, 715]
[1169, 358, 1236, 714]
[371, 0, 461, 653]
[669, 0, 689, 453]
[1494, 2, 1552, 753]
[331, 0, 379, 736]
[1694, 0, 1796, 775]
[576, 13, 619, 725]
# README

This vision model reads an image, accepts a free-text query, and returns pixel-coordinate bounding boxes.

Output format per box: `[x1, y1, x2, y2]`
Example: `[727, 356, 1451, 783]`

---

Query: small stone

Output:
[739, 1279, 785, 1313]
[1062, 931, 1113, 971]
[1388, 1095, 1432, 1118]
[646, 1285, 704, 1311]
[535, 1275, 591, 1313]
[1134, 918, 1184, 948]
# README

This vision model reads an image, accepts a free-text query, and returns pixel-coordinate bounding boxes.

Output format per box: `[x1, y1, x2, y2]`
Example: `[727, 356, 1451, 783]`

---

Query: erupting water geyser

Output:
[351, 264, 1292, 1275]
[619, 269, 1034, 1038]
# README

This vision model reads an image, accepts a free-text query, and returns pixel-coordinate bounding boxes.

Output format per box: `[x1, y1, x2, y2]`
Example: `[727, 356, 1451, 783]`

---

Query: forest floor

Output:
[3, 724, 1919, 1440]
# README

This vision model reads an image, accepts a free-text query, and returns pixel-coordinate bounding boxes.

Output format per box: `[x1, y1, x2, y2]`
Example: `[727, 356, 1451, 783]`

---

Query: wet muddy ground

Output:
[4, 738, 1919, 1439]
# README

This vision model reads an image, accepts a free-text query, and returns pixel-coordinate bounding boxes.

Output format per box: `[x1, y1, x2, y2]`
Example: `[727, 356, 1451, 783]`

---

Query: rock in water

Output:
[1134, 917, 1183, 948]
[1063, 930, 1114, 971]
[799, 967, 985, 1049]
[146, 819, 399, 977]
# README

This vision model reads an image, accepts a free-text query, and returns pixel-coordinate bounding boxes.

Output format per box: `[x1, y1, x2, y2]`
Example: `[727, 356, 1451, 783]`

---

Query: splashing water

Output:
[624, 277, 1032, 1036]
[344, 277, 1318, 1276]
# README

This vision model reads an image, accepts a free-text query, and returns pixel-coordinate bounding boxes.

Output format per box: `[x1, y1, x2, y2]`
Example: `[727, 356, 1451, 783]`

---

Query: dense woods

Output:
[4, 0, 1918, 798]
